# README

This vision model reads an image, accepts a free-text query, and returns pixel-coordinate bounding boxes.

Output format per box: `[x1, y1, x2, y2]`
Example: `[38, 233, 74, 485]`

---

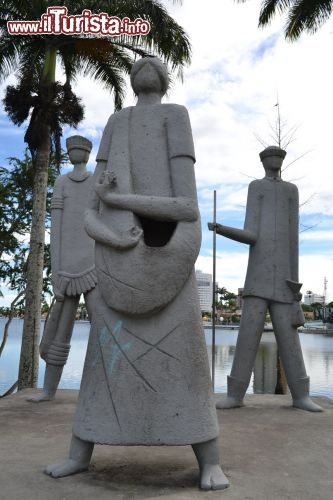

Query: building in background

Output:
[303, 291, 325, 305]
[237, 288, 244, 310]
[195, 270, 214, 312]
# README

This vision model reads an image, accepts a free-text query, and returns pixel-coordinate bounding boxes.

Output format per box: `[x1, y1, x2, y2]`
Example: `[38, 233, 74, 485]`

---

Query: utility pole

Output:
[323, 276, 328, 306]
[211, 190, 217, 392]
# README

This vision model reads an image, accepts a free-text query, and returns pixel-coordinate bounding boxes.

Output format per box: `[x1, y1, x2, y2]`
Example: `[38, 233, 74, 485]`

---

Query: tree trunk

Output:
[18, 133, 50, 390]
[0, 291, 25, 357]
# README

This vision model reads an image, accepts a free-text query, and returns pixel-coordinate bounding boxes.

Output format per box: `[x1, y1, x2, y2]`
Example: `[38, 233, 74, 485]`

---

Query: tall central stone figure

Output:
[46, 57, 229, 491]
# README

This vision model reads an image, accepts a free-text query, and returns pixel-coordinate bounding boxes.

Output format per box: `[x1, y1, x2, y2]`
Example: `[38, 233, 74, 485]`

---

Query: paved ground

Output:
[0, 390, 332, 500]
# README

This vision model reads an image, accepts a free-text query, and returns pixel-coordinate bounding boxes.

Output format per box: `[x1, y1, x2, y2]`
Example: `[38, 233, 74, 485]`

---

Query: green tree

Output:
[223, 291, 237, 310]
[236, 0, 333, 40]
[215, 287, 238, 322]
[0, 1, 191, 389]
[0, 151, 58, 297]
[0, 152, 59, 396]
[301, 303, 313, 312]
[311, 302, 324, 320]
[216, 287, 237, 309]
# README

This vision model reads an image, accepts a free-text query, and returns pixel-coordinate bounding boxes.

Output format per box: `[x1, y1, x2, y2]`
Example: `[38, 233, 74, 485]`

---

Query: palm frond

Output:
[89, 0, 191, 71]
[2, 83, 36, 125]
[0, 0, 192, 151]
[259, 1, 295, 26]
[236, 0, 333, 40]
[0, 38, 20, 81]
[76, 53, 127, 110]
[286, 0, 333, 40]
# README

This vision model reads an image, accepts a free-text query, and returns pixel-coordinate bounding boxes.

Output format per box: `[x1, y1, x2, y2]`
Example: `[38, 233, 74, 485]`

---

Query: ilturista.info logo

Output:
[7, 7, 151, 36]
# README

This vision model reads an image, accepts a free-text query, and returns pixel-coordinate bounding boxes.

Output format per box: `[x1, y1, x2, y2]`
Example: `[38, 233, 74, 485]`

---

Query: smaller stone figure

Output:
[28, 136, 97, 402]
[209, 146, 322, 412]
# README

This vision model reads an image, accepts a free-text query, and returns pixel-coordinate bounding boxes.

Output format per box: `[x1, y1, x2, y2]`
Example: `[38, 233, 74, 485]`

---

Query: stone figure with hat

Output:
[209, 145, 322, 412]
[29, 135, 97, 402]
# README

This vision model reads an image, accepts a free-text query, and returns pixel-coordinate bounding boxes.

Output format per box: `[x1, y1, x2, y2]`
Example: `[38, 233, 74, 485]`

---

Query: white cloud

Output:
[299, 253, 333, 302]
[196, 250, 248, 294]
[300, 230, 333, 242]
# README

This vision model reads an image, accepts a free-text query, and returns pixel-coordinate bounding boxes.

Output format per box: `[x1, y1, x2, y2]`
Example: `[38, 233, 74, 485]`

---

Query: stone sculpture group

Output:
[32, 56, 322, 493]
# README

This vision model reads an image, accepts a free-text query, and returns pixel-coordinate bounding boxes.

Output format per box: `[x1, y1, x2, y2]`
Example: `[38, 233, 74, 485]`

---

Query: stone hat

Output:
[259, 145, 286, 161]
[66, 135, 92, 153]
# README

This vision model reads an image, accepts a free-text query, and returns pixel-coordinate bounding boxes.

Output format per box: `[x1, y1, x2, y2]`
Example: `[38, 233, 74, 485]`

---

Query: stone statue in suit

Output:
[210, 146, 322, 413]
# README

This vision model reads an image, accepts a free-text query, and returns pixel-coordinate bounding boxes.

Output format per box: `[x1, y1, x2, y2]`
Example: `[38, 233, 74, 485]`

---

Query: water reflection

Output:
[254, 340, 280, 394]
[0, 319, 90, 394]
[1, 319, 333, 399]
[205, 329, 333, 398]
[205, 331, 281, 394]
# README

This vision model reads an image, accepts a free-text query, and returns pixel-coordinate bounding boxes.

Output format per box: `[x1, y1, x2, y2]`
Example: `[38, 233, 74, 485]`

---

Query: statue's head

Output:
[130, 57, 169, 96]
[259, 145, 286, 175]
[66, 135, 92, 165]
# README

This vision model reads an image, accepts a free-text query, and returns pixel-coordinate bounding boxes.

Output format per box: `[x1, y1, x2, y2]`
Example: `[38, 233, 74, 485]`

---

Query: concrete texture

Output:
[0, 389, 332, 500]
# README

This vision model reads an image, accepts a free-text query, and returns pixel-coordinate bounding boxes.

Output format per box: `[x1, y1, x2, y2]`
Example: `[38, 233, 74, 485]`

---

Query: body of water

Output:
[1, 318, 333, 399]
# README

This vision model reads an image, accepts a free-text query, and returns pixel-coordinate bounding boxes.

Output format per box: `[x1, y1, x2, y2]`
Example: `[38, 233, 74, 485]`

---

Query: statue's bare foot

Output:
[45, 459, 89, 478]
[216, 396, 244, 409]
[27, 392, 55, 403]
[293, 397, 323, 412]
[200, 464, 229, 490]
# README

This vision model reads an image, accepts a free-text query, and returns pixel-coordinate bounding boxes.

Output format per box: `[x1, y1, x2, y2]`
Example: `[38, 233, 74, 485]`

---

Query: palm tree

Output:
[236, 0, 333, 40]
[0, 0, 191, 390]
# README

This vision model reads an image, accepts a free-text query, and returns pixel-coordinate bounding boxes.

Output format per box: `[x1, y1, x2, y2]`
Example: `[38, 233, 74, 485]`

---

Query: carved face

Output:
[262, 155, 284, 172]
[131, 58, 168, 96]
[68, 147, 90, 165]
[132, 64, 162, 94]
[260, 146, 286, 175]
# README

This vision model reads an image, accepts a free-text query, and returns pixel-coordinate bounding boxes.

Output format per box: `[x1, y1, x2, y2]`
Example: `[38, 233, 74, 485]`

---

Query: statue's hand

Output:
[95, 170, 117, 198]
[208, 222, 218, 231]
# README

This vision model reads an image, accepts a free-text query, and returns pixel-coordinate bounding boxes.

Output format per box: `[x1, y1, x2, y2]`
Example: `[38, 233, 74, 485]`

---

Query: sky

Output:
[0, 0, 333, 306]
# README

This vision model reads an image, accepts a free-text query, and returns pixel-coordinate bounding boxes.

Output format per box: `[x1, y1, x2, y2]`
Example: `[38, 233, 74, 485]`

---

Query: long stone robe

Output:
[73, 103, 219, 445]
